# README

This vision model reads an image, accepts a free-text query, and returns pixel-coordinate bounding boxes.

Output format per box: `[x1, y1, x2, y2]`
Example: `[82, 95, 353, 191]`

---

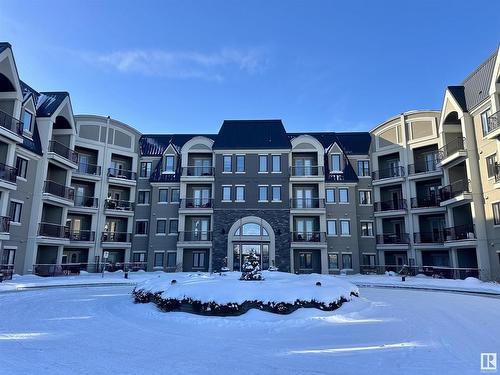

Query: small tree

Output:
[240, 251, 263, 281]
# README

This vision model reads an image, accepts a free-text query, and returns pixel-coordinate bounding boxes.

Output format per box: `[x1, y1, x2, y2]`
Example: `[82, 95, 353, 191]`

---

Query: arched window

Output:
[234, 223, 269, 237]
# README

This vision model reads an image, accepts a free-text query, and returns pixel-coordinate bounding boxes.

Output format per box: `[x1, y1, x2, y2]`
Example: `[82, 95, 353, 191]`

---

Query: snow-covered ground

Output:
[0, 285, 498, 374]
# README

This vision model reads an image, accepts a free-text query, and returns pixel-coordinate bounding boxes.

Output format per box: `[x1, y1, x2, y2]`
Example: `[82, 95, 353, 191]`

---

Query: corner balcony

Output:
[0, 109, 23, 143]
[107, 168, 137, 186]
[178, 231, 213, 246]
[290, 198, 325, 213]
[37, 222, 70, 243]
[104, 199, 135, 216]
[444, 224, 476, 246]
[436, 138, 467, 167]
[376, 233, 409, 248]
[485, 110, 500, 140]
[42, 180, 75, 206]
[291, 231, 326, 248]
[0, 162, 17, 190]
[101, 231, 132, 244]
[290, 166, 324, 182]
[73, 162, 102, 180]
[439, 179, 471, 207]
[374, 198, 407, 217]
[68, 229, 95, 242]
[371, 166, 405, 185]
[181, 166, 214, 182]
[407, 160, 441, 180]
[48, 141, 79, 169]
[410, 196, 445, 213]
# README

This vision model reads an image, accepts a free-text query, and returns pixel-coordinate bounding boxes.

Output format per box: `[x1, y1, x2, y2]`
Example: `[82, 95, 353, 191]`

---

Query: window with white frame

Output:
[272, 155, 281, 172]
[259, 186, 268, 201]
[159, 189, 168, 203]
[362, 254, 376, 266]
[169, 219, 178, 234]
[193, 251, 206, 268]
[331, 154, 341, 172]
[235, 186, 245, 201]
[156, 219, 167, 234]
[357, 160, 370, 176]
[23, 110, 33, 133]
[327, 220, 337, 236]
[493, 202, 500, 225]
[272, 186, 281, 201]
[340, 220, 350, 236]
[326, 188, 335, 203]
[154, 252, 164, 267]
[328, 253, 339, 269]
[360, 221, 374, 237]
[359, 190, 372, 205]
[222, 186, 232, 201]
[259, 155, 268, 172]
[9, 201, 22, 223]
[132, 252, 147, 263]
[339, 188, 349, 203]
[223, 155, 232, 172]
[342, 253, 352, 269]
[136, 221, 148, 235]
[481, 109, 492, 136]
[16, 157, 28, 179]
[236, 155, 245, 173]
[140, 162, 152, 178]
[164, 155, 175, 173]
[486, 154, 497, 178]
[171, 189, 180, 203]
[166, 252, 176, 268]
[138, 191, 151, 204]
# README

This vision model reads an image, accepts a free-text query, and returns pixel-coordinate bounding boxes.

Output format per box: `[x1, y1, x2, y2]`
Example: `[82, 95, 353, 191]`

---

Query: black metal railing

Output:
[408, 159, 439, 175]
[413, 231, 445, 243]
[107, 167, 136, 180]
[410, 195, 441, 208]
[290, 165, 324, 177]
[439, 179, 471, 201]
[48, 141, 78, 163]
[68, 229, 95, 242]
[180, 198, 213, 209]
[486, 110, 500, 135]
[0, 264, 14, 281]
[74, 196, 99, 208]
[75, 162, 101, 176]
[38, 222, 70, 238]
[327, 172, 345, 181]
[437, 137, 466, 161]
[0, 162, 17, 183]
[291, 231, 326, 242]
[0, 109, 23, 136]
[104, 199, 134, 211]
[376, 233, 410, 244]
[444, 224, 476, 241]
[43, 180, 75, 200]
[0, 216, 10, 233]
[290, 198, 325, 209]
[372, 166, 405, 180]
[32, 262, 148, 277]
[374, 198, 407, 212]
[182, 166, 214, 177]
[359, 264, 482, 280]
[178, 231, 212, 241]
[101, 232, 132, 242]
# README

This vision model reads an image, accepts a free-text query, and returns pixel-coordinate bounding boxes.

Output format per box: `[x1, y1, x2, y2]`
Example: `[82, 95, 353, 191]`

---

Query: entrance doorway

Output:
[233, 243, 269, 271]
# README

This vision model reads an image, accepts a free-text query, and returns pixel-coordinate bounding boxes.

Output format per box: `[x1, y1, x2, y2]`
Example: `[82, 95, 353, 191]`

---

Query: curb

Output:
[0, 282, 136, 293]
[355, 283, 500, 297]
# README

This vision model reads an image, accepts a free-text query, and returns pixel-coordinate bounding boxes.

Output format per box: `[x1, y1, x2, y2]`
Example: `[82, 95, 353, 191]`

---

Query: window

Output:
[9, 201, 22, 223]
[342, 254, 352, 269]
[23, 110, 33, 132]
[493, 202, 500, 225]
[326, 189, 335, 203]
[259, 155, 268, 172]
[138, 191, 151, 204]
[166, 252, 176, 268]
[327, 220, 337, 236]
[169, 219, 178, 234]
[357, 160, 370, 176]
[299, 253, 313, 269]
[362, 254, 376, 266]
[154, 252, 164, 267]
[272, 186, 281, 202]
[272, 155, 281, 172]
[159, 189, 168, 203]
[328, 253, 339, 269]
[359, 190, 372, 205]
[331, 154, 341, 172]
[140, 162, 152, 178]
[236, 155, 245, 173]
[156, 219, 167, 234]
[340, 220, 350, 236]
[16, 157, 28, 179]
[222, 186, 231, 201]
[132, 252, 146, 263]
[259, 186, 268, 201]
[223, 155, 232, 172]
[164, 155, 175, 173]
[339, 188, 349, 203]
[360, 222, 374, 237]
[481, 109, 492, 136]
[486, 154, 497, 178]
[234, 223, 269, 236]
[235, 186, 245, 201]
[136, 221, 148, 235]
[193, 251, 206, 268]
[171, 189, 180, 203]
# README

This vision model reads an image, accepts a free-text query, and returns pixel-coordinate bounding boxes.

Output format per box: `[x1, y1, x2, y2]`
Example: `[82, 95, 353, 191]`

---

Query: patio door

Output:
[193, 188, 210, 207]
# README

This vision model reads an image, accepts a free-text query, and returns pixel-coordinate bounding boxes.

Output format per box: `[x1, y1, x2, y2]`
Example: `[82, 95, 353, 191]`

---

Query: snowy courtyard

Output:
[1, 280, 499, 374]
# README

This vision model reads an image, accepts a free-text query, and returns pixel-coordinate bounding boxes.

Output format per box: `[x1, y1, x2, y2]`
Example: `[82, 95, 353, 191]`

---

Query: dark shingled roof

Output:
[288, 132, 371, 155]
[447, 86, 468, 112]
[35, 92, 69, 117]
[463, 50, 497, 111]
[0, 42, 11, 54]
[213, 120, 291, 150]
[140, 134, 216, 156]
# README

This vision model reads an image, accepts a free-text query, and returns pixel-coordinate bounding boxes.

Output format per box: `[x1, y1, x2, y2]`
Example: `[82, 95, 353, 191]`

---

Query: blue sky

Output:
[1, 1, 499, 134]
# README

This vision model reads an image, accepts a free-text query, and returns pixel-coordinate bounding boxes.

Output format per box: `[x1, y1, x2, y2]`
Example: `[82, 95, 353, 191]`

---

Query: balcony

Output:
[182, 166, 214, 177]
[437, 138, 466, 166]
[290, 198, 325, 209]
[408, 160, 440, 178]
[444, 224, 476, 242]
[374, 198, 407, 213]
[180, 198, 213, 209]
[101, 231, 132, 243]
[372, 166, 405, 183]
[74, 162, 102, 178]
[410, 195, 441, 209]
[68, 229, 95, 242]
[290, 166, 324, 177]
[326, 172, 345, 182]
[38, 222, 70, 239]
[104, 199, 134, 211]
[48, 141, 78, 167]
[0, 162, 17, 185]
[439, 179, 471, 204]
[107, 168, 137, 182]
[0, 216, 10, 233]
[0, 109, 23, 140]
[413, 231, 445, 244]
[291, 231, 326, 243]
[376, 233, 410, 245]
[74, 196, 99, 209]
[178, 231, 213, 242]
[485, 110, 500, 139]
[43, 180, 75, 201]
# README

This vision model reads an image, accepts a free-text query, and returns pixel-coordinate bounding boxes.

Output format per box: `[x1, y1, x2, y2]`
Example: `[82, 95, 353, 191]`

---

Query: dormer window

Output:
[331, 154, 341, 172]
[23, 110, 33, 133]
[164, 155, 175, 174]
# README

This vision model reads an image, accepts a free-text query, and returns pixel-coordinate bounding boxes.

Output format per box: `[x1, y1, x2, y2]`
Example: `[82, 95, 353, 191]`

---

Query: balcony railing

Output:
[107, 167, 137, 181]
[74, 196, 99, 208]
[101, 231, 132, 242]
[104, 199, 134, 211]
[290, 165, 323, 177]
[437, 137, 466, 161]
[374, 198, 407, 212]
[413, 231, 445, 243]
[376, 233, 410, 245]
[182, 166, 214, 177]
[32, 262, 148, 276]
[372, 166, 405, 180]
[43, 180, 75, 201]
[408, 159, 439, 175]
[178, 231, 212, 241]
[68, 229, 95, 242]
[75, 162, 101, 176]
[0, 162, 17, 183]
[48, 141, 79, 163]
[327, 172, 345, 181]
[0, 216, 10, 233]
[444, 224, 476, 241]
[38, 222, 70, 238]
[180, 198, 213, 209]
[439, 179, 471, 201]
[290, 198, 325, 209]
[291, 231, 326, 242]
[485, 110, 499, 135]
[0, 109, 23, 136]
[410, 195, 441, 208]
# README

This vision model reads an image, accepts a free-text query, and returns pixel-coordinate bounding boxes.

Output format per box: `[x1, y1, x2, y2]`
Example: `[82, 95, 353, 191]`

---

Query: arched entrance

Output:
[227, 216, 275, 271]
